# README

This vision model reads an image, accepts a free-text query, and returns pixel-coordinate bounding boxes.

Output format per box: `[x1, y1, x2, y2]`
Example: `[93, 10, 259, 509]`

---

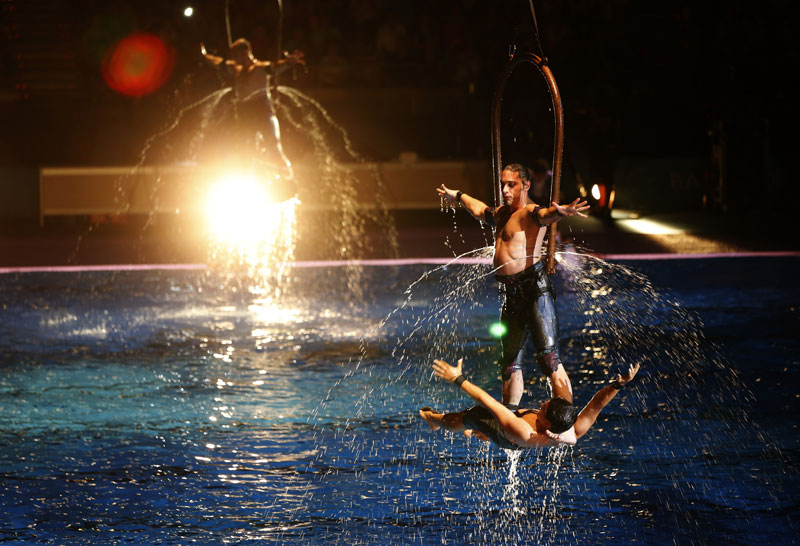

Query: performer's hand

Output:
[545, 426, 577, 445]
[553, 198, 590, 218]
[432, 358, 463, 383]
[284, 49, 306, 66]
[436, 184, 459, 206]
[614, 362, 640, 387]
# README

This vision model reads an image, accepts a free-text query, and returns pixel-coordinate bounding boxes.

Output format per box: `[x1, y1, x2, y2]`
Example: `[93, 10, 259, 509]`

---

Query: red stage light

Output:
[102, 33, 175, 97]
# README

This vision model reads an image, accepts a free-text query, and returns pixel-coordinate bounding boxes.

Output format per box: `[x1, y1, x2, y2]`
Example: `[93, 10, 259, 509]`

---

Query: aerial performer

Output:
[419, 357, 639, 449]
[437, 164, 589, 408]
[201, 38, 305, 201]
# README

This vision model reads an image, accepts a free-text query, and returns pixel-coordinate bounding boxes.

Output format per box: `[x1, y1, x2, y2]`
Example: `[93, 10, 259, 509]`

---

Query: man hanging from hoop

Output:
[201, 38, 304, 200]
[437, 164, 589, 407]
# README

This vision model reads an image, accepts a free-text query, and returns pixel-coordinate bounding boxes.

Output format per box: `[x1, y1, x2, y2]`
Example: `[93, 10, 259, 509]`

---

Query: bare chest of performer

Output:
[233, 65, 270, 101]
[493, 204, 548, 276]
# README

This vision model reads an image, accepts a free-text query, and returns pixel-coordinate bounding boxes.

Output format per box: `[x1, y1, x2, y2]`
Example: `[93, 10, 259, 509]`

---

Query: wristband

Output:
[455, 191, 464, 203]
[454, 375, 466, 387]
[611, 380, 624, 390]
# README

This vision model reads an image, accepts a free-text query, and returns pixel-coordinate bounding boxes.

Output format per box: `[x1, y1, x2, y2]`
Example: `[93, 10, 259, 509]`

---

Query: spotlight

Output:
[183, 6, 194, 17]
[206, 173, 276, 245]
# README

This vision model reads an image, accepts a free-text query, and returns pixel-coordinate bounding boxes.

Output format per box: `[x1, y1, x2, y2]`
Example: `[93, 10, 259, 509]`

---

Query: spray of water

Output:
[274, 85, 399, 302]
[305, 244, 792, 545]
[67, 88, 233, 264]
[68, 73, 399, 308]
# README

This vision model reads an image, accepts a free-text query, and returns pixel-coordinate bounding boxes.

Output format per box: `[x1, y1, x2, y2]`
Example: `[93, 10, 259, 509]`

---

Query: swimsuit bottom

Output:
[462, 405, 526, 451]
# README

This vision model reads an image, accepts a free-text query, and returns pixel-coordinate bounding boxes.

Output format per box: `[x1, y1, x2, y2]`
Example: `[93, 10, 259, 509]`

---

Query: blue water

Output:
[0, 258, 798, 545]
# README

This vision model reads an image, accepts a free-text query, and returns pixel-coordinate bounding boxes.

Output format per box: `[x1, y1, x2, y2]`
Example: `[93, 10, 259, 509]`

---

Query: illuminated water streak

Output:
[274, 85, 399, 302]
[302, 245, 794, 545]
[66, 74, 399, 303]
[1, 257, 795, 543]
[205, 173, 299, 301]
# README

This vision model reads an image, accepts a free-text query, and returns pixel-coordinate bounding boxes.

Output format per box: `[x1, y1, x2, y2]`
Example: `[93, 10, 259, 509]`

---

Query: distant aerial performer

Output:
[201, 38, 304, 200]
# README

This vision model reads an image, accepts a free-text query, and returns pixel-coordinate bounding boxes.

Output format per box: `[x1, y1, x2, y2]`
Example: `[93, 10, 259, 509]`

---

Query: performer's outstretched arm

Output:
[529, 198, 590, 226]
[253, 50, 306, 74]
[200, 43, 227, 66]
[432, 358, 555, 447]
[436, 185, 495, 225]
[574, 363, 640, 439]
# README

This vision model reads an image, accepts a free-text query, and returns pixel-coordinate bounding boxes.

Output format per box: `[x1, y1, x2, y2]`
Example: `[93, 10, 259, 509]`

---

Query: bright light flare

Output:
[591, 184, 602, 201]
[489, 322, 507, 338]
[205, 172, 299, 299]
[206, 173, 277, 246]
[616, 217, 683, 235]
[183, 6, 194, 17]
[101, 33, 175, 96]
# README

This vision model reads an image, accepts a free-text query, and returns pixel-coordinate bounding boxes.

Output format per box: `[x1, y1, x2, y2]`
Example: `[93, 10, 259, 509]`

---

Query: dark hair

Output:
[545, 396, 580, 433]
[503, 163, 531, 184]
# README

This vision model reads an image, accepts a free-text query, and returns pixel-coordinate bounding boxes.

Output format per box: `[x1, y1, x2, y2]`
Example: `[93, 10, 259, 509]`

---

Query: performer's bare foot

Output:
[419, 407, 441, 431]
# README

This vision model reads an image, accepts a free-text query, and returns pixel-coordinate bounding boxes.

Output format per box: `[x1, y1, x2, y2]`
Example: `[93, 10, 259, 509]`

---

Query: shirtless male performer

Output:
[437, 164, 589, 407]
[419, 357, 640, 450]
[201, 38, 304, 190]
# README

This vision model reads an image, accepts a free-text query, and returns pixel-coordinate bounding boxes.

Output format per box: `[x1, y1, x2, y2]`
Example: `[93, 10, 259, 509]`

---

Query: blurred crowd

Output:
[208, 0, 495, 88]
[2, 0, 797, 209]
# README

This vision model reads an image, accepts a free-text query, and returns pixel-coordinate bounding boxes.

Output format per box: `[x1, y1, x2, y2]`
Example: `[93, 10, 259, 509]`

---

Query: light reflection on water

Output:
[0, 259, 798, 544]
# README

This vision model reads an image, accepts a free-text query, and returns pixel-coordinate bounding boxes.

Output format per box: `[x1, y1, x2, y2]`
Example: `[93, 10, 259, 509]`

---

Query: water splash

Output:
[306, 245, 794, 545]
[206, 196, 299, 302]
[2, 257, 795, 543]
[552, 246, 790, 543]
[67, 75, 399, 307]
[274, 86, 399, 302]
[67, 88, 233, 264]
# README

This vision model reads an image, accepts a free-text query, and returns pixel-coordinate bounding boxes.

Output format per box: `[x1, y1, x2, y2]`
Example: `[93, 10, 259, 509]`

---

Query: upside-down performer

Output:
[419, 357, 639, 449]
[437, 164, 590, 408]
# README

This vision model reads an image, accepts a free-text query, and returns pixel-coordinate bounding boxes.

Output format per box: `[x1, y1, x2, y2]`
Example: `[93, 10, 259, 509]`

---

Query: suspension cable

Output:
[527, 0, 546, 60]
[276, 0, 284, 59]
[225, 0, 233, 46]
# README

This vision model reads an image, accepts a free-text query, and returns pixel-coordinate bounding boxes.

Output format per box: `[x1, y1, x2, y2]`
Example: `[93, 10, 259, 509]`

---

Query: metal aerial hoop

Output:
[491, 48, 564, 276]
[491, 0, 564, 277]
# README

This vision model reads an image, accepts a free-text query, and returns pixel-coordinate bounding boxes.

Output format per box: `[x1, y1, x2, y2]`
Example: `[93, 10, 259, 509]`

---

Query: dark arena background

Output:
[0, 1, 798, 545]
[1, 0, 798, 248]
